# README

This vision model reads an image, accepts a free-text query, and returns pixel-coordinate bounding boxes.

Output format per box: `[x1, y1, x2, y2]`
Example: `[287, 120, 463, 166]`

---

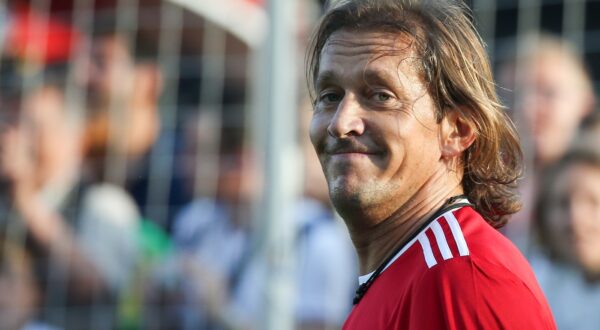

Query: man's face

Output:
[310, 29, 443, 224]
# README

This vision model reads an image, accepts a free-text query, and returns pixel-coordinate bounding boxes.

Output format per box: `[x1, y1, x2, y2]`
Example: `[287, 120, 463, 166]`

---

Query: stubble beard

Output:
[327, 174, 401, 225]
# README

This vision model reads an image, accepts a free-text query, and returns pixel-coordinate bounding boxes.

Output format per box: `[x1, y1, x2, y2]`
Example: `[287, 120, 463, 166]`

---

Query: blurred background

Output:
[0, 0, 599, 329]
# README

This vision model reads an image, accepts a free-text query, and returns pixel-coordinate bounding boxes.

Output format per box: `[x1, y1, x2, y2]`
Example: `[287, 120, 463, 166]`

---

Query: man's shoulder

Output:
[433, 206, 525, 264]
[412, 207, 553, 315]
[364, 207, 501, 296]
[406, 207, 555, 328]
[344, 207, 556, 330]
[450, 206, 535, 273]
[360, 205, 544, 301]
[403, 206, 540, 289]
[402, 206, 510, 269]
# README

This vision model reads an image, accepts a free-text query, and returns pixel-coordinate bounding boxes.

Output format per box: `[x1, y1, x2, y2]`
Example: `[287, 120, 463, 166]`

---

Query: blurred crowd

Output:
[0, 1, 599, 330]
[0, 1, 355, 330]
[498, 33, 600, 329]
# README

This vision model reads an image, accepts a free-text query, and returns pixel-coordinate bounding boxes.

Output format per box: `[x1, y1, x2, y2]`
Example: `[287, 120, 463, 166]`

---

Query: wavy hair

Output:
[307, 0, 523, 227]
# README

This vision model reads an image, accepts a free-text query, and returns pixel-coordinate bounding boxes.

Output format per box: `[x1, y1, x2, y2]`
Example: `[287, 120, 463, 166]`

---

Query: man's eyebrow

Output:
[315, 68, 411, 102]
[361, 69, 397, 86]
[315, 70, 339, 89]
[316, 69, 397, 87]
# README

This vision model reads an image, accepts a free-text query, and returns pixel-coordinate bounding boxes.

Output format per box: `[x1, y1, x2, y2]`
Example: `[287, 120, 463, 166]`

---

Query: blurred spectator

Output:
[80, 24, 161, 165]
[499, 33, 595, 167]
[498, 33, 596, 250]
[579, 109, 600, 142]
[155, 146, 257, 329]
[0, 237, 58, 330]
[225, 200, 355, 330]
[529, 138, 600, 330]
[75, 15, 183, 230]
[0, 6, 140, 328]
[223, 103, 356, 330]
[158, 100, 356, 330]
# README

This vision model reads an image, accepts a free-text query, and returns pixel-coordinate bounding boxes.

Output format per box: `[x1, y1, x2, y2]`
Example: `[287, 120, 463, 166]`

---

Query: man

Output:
[307, 0, 556, 329]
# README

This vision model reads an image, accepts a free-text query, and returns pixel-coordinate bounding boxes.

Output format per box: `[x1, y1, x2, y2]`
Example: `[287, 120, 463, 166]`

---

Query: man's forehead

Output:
[322, 29, 416, 58]
[317, 29, 421, 81]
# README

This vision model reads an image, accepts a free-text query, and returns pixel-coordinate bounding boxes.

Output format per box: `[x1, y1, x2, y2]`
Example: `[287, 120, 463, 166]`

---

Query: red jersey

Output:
[343, 205, 556, 329]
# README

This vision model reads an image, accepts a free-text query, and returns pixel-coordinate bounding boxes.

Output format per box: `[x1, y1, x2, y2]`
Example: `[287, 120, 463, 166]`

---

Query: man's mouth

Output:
[329, 151, 376, 157]
[323, 139, 382, 156]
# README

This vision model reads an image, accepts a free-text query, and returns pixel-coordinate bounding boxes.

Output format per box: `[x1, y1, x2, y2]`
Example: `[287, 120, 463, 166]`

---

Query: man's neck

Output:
[348, 172, 464, 275]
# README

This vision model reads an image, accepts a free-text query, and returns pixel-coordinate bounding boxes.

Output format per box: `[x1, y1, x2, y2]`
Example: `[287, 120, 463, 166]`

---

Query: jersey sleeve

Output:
[407, 257, 556, 330]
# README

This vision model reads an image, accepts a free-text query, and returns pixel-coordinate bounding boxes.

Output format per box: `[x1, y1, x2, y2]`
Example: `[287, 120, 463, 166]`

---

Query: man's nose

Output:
[327, 94, 365, 138]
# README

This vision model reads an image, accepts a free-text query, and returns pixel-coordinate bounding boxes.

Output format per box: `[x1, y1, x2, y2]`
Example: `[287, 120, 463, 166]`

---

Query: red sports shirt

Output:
[343, 205, 556, 330]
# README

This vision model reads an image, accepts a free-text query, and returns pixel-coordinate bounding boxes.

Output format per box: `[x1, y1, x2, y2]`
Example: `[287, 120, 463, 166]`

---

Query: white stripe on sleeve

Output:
[445, 212, 470, 256]
[417, 233, 438, 268]
[431, 220, 453, 260]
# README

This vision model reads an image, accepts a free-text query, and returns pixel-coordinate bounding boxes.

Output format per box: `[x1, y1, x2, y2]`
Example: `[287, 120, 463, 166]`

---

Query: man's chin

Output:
[328, 183, 370, 210]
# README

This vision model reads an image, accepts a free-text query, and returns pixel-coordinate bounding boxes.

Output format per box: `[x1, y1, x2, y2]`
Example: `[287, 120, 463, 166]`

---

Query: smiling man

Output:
[307, 1, 556, 329]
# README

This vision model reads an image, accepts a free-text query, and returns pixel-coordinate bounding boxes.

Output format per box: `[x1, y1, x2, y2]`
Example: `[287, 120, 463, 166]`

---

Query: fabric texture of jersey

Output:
[343, 206, 556, 330]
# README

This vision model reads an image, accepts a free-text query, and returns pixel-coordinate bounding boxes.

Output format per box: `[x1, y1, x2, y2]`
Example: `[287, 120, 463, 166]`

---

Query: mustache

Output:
[323, 138, 383, 155]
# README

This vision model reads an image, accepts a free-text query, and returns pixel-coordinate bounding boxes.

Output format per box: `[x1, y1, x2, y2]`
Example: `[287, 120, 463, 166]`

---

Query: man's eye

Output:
[320, 92, 343, 103]
[372, 92, 392, 102]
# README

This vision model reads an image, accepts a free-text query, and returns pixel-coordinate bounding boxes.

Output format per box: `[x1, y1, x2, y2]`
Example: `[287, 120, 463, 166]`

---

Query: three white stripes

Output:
[418, 211, 470, 268]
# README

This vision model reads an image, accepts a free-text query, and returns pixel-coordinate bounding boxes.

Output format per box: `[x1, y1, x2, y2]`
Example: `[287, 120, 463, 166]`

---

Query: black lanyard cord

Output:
[352, 195, 472, 305]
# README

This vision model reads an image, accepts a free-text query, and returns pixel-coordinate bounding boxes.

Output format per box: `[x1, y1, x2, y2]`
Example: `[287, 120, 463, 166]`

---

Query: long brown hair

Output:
[307, 0, 523, 227]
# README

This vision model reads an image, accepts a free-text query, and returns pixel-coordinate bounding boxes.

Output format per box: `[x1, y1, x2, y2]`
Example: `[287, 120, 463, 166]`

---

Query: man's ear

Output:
[439, 108, 476, 159]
